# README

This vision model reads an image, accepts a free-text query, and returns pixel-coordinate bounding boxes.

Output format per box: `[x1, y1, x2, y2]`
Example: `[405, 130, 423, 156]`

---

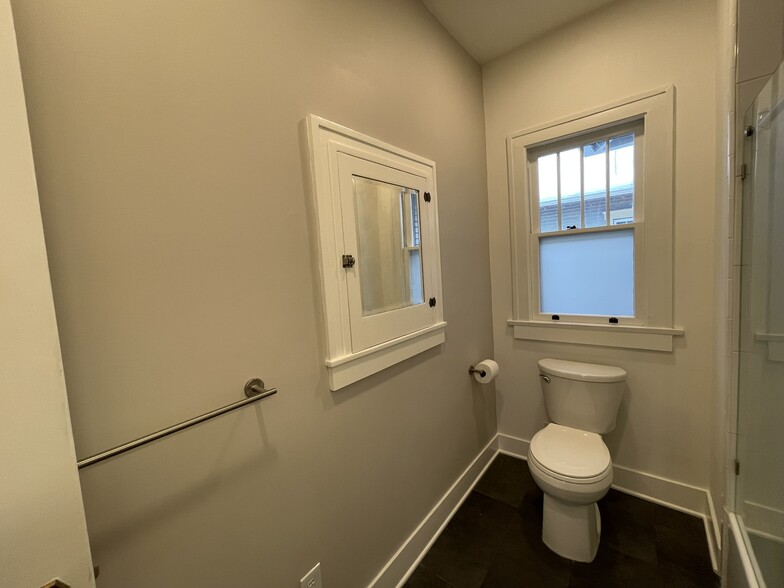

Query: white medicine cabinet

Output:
[306, 115, 445, 390]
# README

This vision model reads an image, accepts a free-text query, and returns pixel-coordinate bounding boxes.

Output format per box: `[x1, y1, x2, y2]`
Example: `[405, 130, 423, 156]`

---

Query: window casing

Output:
[507, 88, 682, 351]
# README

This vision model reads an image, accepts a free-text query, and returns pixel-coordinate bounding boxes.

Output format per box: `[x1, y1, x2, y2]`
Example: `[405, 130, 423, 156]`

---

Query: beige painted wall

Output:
[483, 0, 717, 488]
[10, 1, 495, 586]
[0, 1, 93, 585]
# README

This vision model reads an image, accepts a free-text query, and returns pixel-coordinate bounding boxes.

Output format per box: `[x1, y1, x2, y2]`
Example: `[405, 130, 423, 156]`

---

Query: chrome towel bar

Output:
[77, 378, 277, 470]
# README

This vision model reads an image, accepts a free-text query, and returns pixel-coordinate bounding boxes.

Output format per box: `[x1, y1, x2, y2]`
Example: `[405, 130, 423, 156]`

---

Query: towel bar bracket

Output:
[244, 378, 267, 398]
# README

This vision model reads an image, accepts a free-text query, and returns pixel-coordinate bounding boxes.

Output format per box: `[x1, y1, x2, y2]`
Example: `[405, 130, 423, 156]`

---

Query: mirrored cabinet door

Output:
[338, 153, 436, 352]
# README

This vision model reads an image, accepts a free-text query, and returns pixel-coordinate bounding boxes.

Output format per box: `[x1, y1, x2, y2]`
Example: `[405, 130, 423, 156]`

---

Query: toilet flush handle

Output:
[539, 374, 551, 383]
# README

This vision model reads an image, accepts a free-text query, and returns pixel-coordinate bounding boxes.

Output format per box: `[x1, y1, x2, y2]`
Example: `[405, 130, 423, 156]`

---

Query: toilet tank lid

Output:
[538, 358, 627, 383]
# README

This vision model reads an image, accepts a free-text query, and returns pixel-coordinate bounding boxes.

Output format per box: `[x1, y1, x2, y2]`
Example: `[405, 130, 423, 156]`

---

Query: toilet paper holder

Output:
[468, 365, 487, 378]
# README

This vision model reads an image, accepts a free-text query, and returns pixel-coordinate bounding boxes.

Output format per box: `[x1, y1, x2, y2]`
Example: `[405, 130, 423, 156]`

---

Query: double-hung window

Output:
[508, 88, 682, 351]
[530, 121, 642, 322]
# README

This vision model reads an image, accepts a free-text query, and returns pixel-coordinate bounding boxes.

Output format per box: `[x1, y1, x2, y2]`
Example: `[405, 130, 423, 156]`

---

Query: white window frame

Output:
[306, 115, 445, 390]
[507, 88, 683, 351]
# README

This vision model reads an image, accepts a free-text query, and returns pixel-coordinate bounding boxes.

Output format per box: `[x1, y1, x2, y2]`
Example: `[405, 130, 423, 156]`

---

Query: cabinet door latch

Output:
[342, 254, 356, 268]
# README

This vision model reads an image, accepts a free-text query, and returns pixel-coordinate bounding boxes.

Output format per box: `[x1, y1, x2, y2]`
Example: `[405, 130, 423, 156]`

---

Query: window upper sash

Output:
[528, 119, 643, 235]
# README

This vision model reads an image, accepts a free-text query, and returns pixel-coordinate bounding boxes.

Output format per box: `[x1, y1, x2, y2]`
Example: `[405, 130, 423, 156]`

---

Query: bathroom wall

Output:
[483, 0, 718, 490]
[0, 1, 93, 584]
[9, 1, 494, 586]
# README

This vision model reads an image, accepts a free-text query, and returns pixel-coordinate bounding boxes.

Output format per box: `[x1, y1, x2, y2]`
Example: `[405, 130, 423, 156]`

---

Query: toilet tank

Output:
[538, 358, 626, 434]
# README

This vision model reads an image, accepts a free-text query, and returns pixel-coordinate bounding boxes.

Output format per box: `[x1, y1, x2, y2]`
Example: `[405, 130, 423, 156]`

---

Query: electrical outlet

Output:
[300, 562, 322, 588]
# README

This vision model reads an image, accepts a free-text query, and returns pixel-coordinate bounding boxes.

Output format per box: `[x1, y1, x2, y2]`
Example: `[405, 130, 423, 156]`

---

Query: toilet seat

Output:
[529, 424, 611, 484]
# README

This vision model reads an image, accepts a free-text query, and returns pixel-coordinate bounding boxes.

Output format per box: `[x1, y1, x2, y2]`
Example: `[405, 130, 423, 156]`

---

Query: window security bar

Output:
[77, 378, 277, 470]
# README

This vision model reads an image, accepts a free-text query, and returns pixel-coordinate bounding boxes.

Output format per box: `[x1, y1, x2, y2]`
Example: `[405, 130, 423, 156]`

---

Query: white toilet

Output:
[527, 358, 626, 563]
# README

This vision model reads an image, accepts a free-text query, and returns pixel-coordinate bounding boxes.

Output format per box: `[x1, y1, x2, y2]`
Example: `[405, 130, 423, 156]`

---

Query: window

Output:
[507, 88, 683, 351]
[307, 115, 445, 390]
[530, 122, 642, 321]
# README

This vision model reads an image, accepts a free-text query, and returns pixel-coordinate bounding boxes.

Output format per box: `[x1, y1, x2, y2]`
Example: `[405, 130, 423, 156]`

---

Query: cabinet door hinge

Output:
[428, 297, 436, 307]
[740, 163, 747, 181]
[342, 254, 356, 268]
[735, 459, 740, 476]
[424, 192, 432, 203]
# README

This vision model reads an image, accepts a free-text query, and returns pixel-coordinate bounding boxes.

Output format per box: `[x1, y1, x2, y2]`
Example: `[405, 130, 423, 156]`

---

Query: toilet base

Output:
[542, 494, 601, 562]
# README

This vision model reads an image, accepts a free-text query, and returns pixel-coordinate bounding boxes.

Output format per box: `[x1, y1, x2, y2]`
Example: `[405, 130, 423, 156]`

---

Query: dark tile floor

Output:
[405, 454, 719, 588]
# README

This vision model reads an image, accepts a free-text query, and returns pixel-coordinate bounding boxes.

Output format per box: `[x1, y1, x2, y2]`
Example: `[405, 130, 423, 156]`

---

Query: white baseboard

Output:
[611, 463, 707, 517]
[368, 435, 498, 588]
[705, 491, 721, 573]
[497, 432, 530, 458]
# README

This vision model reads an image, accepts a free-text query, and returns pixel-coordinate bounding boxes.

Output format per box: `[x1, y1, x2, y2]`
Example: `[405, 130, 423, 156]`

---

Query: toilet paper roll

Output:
[473, 359, 499, 384]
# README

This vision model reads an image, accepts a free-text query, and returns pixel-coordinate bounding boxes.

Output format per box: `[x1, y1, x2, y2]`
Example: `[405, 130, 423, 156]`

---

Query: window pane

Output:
[354, 177, 424, 316]
[540, 229, 634, 317]
[408, 249, 424, 305]
[583, 141, 607, 228]
[559, 148, 582, 229]
[402, 190, 420, 248]
[609, 134, 634, 225]
[537, 153, 558, 232]
[410, 191, 421, 246]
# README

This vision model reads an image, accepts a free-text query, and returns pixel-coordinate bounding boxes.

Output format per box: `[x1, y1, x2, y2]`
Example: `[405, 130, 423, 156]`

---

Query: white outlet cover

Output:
[300, 562, 322, 588]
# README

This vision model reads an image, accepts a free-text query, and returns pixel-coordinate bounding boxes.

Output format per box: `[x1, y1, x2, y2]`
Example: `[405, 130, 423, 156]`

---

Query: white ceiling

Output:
[421, 0, 619, 64]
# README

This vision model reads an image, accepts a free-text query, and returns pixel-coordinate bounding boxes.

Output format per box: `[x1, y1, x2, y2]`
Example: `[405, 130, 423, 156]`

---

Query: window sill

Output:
[325, 321, 446, 390]
[508, 320, 683, 352]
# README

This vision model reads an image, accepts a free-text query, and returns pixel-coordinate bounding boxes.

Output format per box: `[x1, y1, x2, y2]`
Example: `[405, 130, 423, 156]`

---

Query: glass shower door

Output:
[736, 60, 784, 588]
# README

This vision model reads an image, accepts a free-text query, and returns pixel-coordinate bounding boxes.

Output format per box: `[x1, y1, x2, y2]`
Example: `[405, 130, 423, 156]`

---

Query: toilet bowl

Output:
[528, 359, 626, 563]
[528, 423, 613, 562]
